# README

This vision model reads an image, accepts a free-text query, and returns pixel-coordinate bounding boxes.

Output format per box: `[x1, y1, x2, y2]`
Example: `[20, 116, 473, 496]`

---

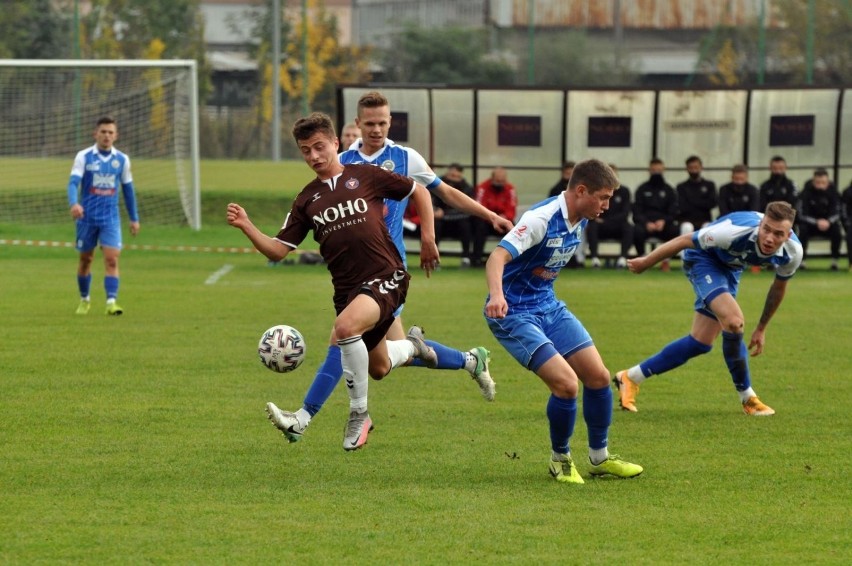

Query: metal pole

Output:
[301, 0, 309, 115]
[73, 0, 82, 146]
[757, 0, 765, 85]
[805, 0, 815, 84]
[527, 0, 535, 85]
[271, 0, 281, 161]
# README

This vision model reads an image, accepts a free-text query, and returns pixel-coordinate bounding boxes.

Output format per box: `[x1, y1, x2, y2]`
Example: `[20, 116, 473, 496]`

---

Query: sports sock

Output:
[302, 345, 343, 417]
[738, 387, 757, 403]
[104, 275, 119, 301]
[640, 334, 712, 377]
[338, 335, 369, 412]
[77, 273, 92, 299]
[409, 339, 465, 370]
[546, 394, 577, 455]
[462, 351, 478, 374]
[583, 385, 612, 455]
[386, 339, 415, 369]
[722, 331, 751, 392]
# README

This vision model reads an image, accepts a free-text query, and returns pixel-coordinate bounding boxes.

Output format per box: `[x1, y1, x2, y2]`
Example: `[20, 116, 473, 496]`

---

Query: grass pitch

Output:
[1, 224, 850, 563]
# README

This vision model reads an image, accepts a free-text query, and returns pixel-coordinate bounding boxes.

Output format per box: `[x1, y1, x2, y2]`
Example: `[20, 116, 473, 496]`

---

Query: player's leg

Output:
[486, 311, 581, 484]
[74, 222, 96, 314]
[708, 292, 774, 415]
[385, 313, 495, 400]
[100, 223, 124, 315]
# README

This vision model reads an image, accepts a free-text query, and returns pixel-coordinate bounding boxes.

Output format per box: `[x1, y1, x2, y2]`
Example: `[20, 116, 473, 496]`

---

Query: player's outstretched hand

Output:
[492, 215, 514, 234]
[226, 203, 249, 228]
[748, 328, 766, 357]
[627, 256, 652, 274]
[419, 240, 440, 278]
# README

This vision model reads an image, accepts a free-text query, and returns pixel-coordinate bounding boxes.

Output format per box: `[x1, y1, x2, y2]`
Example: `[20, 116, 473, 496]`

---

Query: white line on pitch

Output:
[205, 264, 234, 285]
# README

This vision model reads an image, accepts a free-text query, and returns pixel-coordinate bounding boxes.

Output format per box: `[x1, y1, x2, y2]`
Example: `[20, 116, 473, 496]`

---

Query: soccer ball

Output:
[258, 324, 306, 373]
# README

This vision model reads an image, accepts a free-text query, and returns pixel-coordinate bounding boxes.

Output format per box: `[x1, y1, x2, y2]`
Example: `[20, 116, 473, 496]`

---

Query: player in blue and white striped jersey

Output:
[613, 202, 802, 417]
[67, 116, 139, 316]
[267, 91, 514, 444]
[485, 159, 643, 484]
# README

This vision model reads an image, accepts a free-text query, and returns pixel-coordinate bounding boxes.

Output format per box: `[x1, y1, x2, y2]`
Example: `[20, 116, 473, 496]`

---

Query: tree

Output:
[0, 0, 69, 59]
[377, 24, 515, 85]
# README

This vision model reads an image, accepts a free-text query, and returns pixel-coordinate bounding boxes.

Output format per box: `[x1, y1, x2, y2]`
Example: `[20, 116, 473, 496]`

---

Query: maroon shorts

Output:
[333, 269, 410, 350]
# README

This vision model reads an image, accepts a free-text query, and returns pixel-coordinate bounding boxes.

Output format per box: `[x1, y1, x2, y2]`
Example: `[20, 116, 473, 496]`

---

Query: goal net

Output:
[0, 59, 201, 230]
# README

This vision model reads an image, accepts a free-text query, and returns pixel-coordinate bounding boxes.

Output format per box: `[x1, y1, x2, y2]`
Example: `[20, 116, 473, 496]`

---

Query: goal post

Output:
[0, 59, 201, 230]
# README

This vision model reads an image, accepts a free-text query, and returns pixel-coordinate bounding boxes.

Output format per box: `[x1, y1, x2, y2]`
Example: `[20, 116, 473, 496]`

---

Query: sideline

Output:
[0, 239, 259, 254]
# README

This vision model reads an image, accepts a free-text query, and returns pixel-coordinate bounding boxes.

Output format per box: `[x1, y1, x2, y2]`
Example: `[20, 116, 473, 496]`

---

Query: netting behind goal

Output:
[0, 60, 200, 229]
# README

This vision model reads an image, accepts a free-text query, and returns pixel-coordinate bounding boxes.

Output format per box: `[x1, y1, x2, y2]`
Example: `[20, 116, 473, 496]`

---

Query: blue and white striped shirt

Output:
[67, 145, 137, 224]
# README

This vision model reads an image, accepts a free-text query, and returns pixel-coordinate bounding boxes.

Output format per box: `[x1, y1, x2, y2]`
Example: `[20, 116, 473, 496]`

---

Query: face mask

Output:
[770, 173, 785, 182]
[688, 172, 701, 181]
[650, 173, 664, 183]
[492, 183, 504, 192]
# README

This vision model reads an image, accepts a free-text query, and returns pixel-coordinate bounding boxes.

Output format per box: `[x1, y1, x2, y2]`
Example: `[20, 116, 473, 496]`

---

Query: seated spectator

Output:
[633, 158, 679, 266]
[798, 168, 842, 270]
[472, 166, 517, 266]
[842, 180, 852, 271]
[435, 163, 476, 266]
[718, 164, 759, 215]
[548, 160, 575, 197]
[586, 164, 633, 268]
[759, 155, 798, 210]
[676, 155, 717, 234]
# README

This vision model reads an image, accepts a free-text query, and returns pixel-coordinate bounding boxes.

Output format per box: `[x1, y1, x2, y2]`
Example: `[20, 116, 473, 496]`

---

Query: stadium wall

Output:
[336, 86, 851, 213]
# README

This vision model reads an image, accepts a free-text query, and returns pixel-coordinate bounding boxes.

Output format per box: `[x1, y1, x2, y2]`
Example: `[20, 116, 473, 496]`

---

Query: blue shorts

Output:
[485, 301, 592, 370]
[683, 258, 741, 319]
[75, 221, 122, 252]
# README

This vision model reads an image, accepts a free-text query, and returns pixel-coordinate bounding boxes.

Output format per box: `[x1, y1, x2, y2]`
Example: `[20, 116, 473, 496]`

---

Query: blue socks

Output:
[104, 275, 119, 300]
[546, 394, 577, 454]
[303, 345, 343, 416]
[77, 273, 92, 298]
[722, 331, 751, 391]
[583, 385, 612, 451]
[641, 334, 712, 377]
[410, 339, 465, 370]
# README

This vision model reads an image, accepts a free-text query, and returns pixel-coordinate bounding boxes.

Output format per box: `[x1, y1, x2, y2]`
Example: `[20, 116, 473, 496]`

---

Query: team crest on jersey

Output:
[344, 178, 360, 190]
[546, 237, 563, 247]
[381, 159, 395, 171]
[112, 160, 120, 169]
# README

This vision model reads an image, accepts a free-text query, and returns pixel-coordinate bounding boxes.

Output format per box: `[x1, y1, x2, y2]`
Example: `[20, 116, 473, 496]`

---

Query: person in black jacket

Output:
[759, 155, 798, 210]
[633, 158, 679, 260]
[586, 164, 634, 268]
[718, 164, 759, 216]
[798, 168, 842, 270]
[548, 161, 575, 197]
[676, 155, 717, 234]
[841, 180, 852, 271]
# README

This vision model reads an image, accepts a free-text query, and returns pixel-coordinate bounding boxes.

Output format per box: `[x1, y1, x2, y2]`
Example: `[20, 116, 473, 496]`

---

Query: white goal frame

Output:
[0, 59, 202, 229]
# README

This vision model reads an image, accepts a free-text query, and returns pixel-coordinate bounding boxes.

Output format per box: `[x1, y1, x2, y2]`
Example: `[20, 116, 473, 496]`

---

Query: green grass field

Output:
[2, 211, 851, 563]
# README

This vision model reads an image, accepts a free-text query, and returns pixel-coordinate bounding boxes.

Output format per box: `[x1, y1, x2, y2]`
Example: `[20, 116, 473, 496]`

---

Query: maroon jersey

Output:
[275, 163, 415, 294]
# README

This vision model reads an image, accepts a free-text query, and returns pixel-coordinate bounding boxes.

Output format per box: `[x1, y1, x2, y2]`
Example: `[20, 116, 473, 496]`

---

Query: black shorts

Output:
[333, 269, 410, 350]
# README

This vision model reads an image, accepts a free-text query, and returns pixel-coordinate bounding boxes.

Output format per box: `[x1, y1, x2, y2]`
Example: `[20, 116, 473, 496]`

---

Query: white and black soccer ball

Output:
[258, 324, 306, 373]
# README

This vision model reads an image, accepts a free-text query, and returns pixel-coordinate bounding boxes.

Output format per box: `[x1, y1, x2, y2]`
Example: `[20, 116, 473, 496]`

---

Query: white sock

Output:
[295, 408, 312, 427]
[551, 451, 570, 462]
[739, 387, 756, 403]
[463, 352, 478, 373]
[339, 335, 369, 411]
[627, 365, 646, 384]
[589, 447, 609, 465]
[386, 339, 416, 369]
[106, 298, 116, 305]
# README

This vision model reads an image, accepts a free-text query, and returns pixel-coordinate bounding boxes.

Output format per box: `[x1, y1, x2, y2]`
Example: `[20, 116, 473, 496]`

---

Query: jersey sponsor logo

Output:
[344, 177, 360, 190]
[312, 198, 368, 228]
[92, 173, 116, 188]
[546, 237, 563, 247]
[381, 159, 395, 172]
[532, 267, 559, 280]
[545, 246, 577, 269]
[89, 187, 116, 196]
[512, 225, 528, 239]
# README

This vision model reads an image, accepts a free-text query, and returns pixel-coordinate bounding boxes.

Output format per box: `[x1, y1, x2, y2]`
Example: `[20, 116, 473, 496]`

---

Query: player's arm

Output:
[120, 155, 139, 235]
[67, 151, 86, 219]
[627, 233, 694, 274]
[748, 277, 789, 356]
[226, 203, 292, 261]
[484, 246, 512, 319]
[432, 181, 514, 234]
[409, 184, 439, 277]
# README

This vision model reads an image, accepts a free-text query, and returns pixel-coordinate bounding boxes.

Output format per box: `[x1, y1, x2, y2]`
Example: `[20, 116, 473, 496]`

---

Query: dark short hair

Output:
[770, 155, 786, 164]
[96, 116, 117, 127]
[569, 159, 619, 193]
[685, 155, 702, 166]
[448, 162, 464, 172]
[732, 164, 748, 174]
[813, 168, 829, 178]
[563, 160, 576, 170]
[292, 112, 336, 142]
[650, 157, 664, 166]
[357, 91, 389, 113]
